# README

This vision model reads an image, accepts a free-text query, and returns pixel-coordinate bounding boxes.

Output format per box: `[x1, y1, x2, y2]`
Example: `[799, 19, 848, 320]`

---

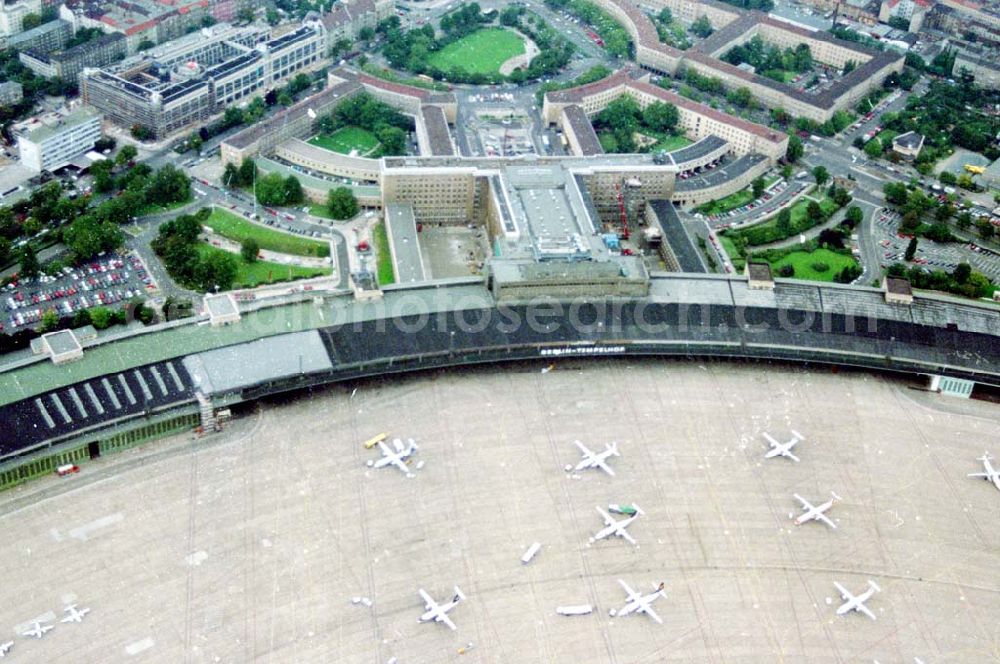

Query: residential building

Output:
[891, 130, 923, 158]
[81, 20, 326, 138]
[0, 0, 41, 38]
[3, 18, 72, 53]
[0, 80, 23, 105]
[878, 0, 931, 31]
[15, 105, 102, 172]
[20, 32, 127, 84]
[953, 50, 1000, 90]
[321, 0, 393, 49]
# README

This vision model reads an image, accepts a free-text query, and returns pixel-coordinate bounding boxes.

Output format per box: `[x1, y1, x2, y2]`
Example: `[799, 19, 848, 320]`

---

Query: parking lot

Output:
[3, 253, 156, 332]
[874, 209, 1000, 279]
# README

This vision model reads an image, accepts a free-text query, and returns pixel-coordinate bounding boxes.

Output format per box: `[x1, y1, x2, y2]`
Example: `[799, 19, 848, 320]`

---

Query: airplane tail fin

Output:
[830, 491, 842, 502]
[790, 430, 804, 441]
[632, 503, 644, 516]
[868, 580, 881, 593]
[454, 586, 466, 601]
[608, 441, 619, 456]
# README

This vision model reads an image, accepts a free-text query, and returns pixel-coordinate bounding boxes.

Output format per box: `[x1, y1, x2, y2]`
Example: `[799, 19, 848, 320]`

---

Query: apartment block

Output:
[15, 106, 102, 172]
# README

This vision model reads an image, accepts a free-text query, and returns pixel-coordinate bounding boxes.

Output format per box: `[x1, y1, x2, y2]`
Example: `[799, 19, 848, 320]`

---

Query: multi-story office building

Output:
[81, 19, 326, 138]
[0, 0, 41, 38]
[20, 32, 127, 84]
[15, 106, 102, 172]
[0, 80, 23, 105]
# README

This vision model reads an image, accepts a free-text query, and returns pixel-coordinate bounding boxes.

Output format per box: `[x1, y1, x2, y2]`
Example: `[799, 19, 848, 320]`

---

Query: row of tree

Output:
[723, 36, 813, 83]
[884, 181, 995, 242]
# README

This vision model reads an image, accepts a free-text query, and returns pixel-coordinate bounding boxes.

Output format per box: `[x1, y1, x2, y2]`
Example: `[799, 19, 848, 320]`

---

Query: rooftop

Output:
[561, 104, 604, 156]
[16, 106, 100, 144]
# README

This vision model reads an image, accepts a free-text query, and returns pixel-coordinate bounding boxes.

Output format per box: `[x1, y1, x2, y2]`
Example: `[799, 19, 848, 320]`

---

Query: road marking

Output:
[68, 513, 123, 541]
[125, 638, 154, 655]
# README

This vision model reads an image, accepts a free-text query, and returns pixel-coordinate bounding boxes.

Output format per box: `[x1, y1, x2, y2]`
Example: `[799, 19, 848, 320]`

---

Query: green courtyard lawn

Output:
[372, 220, 395, 286]
[195, 243, 330, 289]
[308, 204, 336, 220]
[788, 195, 838, 227]
[694, 177, 781, 217]
[204, 207, 329, 258]
[427, 28, 525, 76]
[768, 248, 858, 283]
[308, 126, 381, 156]
[649, 133, 691, 152]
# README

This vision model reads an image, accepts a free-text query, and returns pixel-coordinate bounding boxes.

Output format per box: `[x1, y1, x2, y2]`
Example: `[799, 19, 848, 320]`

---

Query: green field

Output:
[195, 243, 330, 289]
[308, 126, 381, 156]
[204, 208, 329, 258]
[372, 220, 395, 286]
[769, 248, 858, 282]
[651, 133, 692, 152]
[427, 28, 525, 75]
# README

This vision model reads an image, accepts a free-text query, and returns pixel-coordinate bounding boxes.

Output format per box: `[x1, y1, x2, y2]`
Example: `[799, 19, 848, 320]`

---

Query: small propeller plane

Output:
[567, 440, 620, 476]
[60, 604, 90, 623]
[21, 622, 53, 639]
[793, 492, 840, 529]
[763, 430, 804, 462]
[609, 580, 666, 624]
[367, 438, 419, 475]
[834, 580, 881, 620]
[0, 642, 12, 658]
[589, 505, 643, 546]
[418, 587, 465, 630]
[967, 452, 1000, 492]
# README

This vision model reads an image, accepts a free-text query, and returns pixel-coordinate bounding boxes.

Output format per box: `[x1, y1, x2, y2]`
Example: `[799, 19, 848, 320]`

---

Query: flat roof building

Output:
[20, 32, 128, 84]
[15, 106, 102, 173]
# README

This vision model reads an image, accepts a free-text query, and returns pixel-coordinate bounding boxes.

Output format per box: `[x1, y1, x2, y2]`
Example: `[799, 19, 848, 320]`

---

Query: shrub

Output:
[811, 262, 830, 273]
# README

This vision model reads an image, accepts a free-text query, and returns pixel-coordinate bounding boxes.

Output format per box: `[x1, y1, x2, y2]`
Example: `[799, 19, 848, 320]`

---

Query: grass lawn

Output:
[719, 234, 745, 270]
[204, 207, 329, 258]
[372, 220, 395, 286]
[308, 126, 381, 156]
[651, 133, 692, 152]
[694, 176, 783, 216]
[789, 196, 838, 227]
[308, 205, 336, 220]
[768, 248, 858, 282]
[196, 243, 330, 289]
[427, 28, 525, 76]
[138, 196, 192, 217]
[763, 69, 799, 83]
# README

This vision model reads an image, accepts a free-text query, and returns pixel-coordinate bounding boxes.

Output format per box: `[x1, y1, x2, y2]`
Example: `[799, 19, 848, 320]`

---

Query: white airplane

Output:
[793, 492, 840, 529]
[418, 587, 465, 630]
[367, 438, 419, 475]
[21, 622, 53, 639]
[60, 604, 90, 623]
[589, 505, 643, 546]
[0, 642, 12, 658]
[567, 440, 619, 476]
[609, 580, 666, 624]
[834, 580, 881, 620]
[967, 452, 1000, 492]
[763, 430, 804, 462]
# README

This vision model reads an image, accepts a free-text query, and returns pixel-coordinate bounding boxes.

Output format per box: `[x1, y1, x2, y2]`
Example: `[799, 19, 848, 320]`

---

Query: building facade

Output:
[20, 32, 128, 84]
[0, 0, 41, 38]
[15, 106, 102, 172]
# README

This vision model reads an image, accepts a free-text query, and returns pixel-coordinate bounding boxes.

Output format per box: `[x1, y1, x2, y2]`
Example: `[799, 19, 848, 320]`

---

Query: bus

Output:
[363, 432, 388, 449]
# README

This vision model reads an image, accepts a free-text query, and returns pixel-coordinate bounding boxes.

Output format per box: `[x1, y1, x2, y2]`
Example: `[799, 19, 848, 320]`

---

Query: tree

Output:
[938, 171, 957, 185]
[63, 215, 124, 260]
[40, 309, 59, 332]
[956, 211, 973, 230]
[952, 262, 972, 284]
[131, 124, 153, 141]
[863, 138, 882, 159]
[116, 144, 138, 166]
[811, 165, 829, 186]
[752, 177, 765, 199]
[845, 205, 864, 227]
[241, 238, 260, 263]
[19, 245, 39, 278]
[904, 236, 918, 261]
[21, 12, 42, 30]
[359, 26, 376, 41]
[90, 307, 113, 330]
[776, 208, 792, 236]
[277, 91, 293, 107]
[195, 251, 238, 292]
[976, 219, 995, 241]
[658, 7, 673, 23]
[807, 200, 824, 223]
[642, 101, 678, 133]
[883, 182, 908, 206]
[283, 175, 304, 205]
[238, 159, 256, 188]
[691, 15, 713, 38]
[785, 135, 803, 163]
[327, 187, 358, 220]
[255, 173, 289, 206]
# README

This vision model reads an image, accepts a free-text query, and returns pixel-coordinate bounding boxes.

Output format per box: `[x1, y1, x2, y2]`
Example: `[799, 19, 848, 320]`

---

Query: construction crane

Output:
[614, 182, 629, 240]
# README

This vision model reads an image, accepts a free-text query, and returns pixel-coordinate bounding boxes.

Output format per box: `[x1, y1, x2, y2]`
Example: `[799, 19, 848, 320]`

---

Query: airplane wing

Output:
[376, 439, 393, 457]
[967, 472, 989, 478]
[762, 433, 779, 449]
[642, 604, 664, 625]
[793, 494, 812, 509]
[440, 613, 457, 630]
[418, 589, 436, 610]
[596, 507, 614, 526]
[817, 512, 837, 529]
[858, 603, 877, 620]
[620, 528, 637, 545]
[390, 457, 409, 473]
[573, 440, 592, 456]
[833, 582, 851, 599]
[617, 579, 637, 598]
[785, 450, 800, 462]
[595, 459, 615, 476]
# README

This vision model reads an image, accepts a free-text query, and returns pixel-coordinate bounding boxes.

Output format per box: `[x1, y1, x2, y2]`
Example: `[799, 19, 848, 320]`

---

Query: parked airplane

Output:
[21, 622, 53, 639]
[793, 492, 840, 529]
[609, 580, 666, 624]
[367, 438, 419, 475]
[567, 440, 619, 476]
[0, 642, 12, 658]
[418, 587, 465, 630]
[589, 505, 643, 545]
[834, 580, 881, 620]
[763, 430, 804, 462]
[60, 604, 90, 623]
[967, 452, 1000, 492]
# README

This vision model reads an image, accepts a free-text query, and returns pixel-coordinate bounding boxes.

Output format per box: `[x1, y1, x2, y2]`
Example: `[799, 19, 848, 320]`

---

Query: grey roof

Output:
[674, 154, 768, 192]
[182, 330, 332, 395]
[885, 276, 913, 295]
[420, 104, 455, 156]
[384, 203, 426, 284]
[648, 200, 707, 273]
[892, 131, 923, 149]
[562, 104, 604, 156]
[747, 262, 773, 281]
